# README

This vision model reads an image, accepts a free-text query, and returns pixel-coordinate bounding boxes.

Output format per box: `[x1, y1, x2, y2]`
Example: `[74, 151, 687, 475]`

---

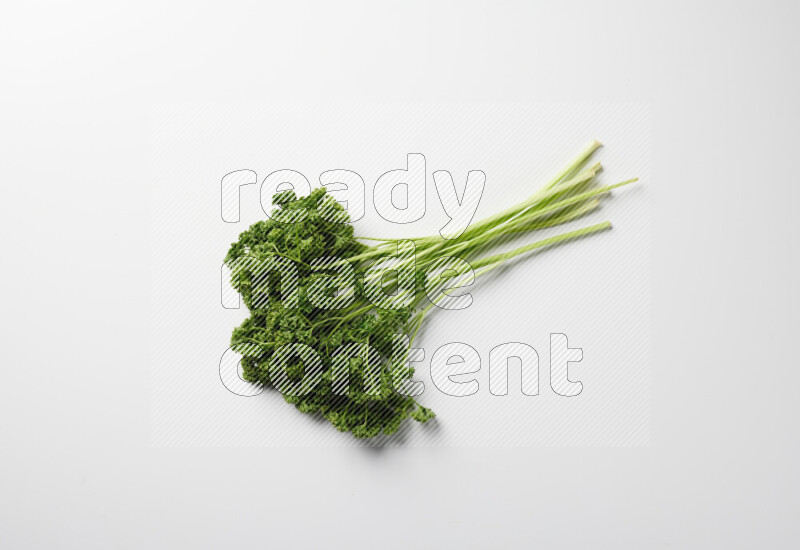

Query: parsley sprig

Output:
[225, 141, 636, 438]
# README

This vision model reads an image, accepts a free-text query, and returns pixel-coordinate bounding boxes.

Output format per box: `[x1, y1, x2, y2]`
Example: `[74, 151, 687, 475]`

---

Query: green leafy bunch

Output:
[225, 141, 637, 439]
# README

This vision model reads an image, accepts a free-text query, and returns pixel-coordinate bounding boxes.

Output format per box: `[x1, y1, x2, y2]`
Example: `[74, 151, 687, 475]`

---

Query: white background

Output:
[2, 1, 798, 548]
[151, 103, 650, 447]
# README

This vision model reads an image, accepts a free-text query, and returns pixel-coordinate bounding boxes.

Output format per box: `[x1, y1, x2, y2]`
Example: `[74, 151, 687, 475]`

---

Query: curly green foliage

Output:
[226, 188, 434, 439]
[225, 142, 637, 439]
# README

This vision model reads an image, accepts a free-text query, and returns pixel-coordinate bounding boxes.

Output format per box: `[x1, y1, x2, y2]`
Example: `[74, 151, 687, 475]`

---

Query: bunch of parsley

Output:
[225, 141, 636, 438]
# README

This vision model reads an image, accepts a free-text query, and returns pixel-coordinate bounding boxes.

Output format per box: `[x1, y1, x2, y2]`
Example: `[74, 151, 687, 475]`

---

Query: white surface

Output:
[1, 0, 798, 548]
